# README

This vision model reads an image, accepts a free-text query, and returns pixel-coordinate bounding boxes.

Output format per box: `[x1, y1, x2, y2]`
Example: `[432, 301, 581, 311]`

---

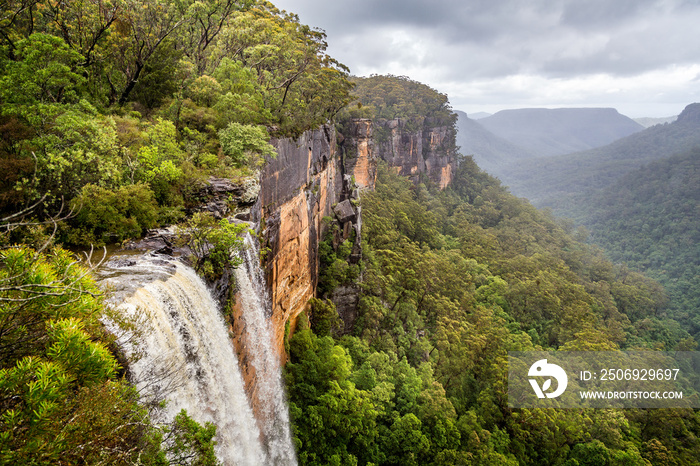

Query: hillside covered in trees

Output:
[290, 158, 698, 465]
[489, 104, 700, 345]
[567, 148, 700, 341]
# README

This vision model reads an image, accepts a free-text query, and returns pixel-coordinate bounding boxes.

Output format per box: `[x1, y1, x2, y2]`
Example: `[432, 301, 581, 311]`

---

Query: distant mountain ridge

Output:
[634, 115, 677, 128]
[454, 110, 535, 175]
[499, 102, 700, 208]
[468, 111, 492, 119]
[478, 107, 644, 157]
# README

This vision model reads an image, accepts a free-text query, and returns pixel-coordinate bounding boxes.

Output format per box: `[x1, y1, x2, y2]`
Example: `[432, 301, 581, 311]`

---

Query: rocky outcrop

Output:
[189, 177, 259, 219]
[341, 118, 377, 190]
[380, 118, 455, 188]
[343, 117, 456, 189]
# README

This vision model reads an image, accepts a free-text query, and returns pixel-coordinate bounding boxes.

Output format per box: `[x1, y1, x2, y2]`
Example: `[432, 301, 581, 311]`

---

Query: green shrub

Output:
[68, 183, 159, 245]
[175, 212, 250, 280]
[218, 122, 276, 167]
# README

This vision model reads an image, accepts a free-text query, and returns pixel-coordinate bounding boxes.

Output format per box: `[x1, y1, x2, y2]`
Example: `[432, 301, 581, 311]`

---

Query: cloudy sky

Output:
[271, 0, 700, 117]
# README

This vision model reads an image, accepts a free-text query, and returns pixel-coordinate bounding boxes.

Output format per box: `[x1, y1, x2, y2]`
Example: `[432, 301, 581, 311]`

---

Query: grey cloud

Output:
[272, 0, 700, 116]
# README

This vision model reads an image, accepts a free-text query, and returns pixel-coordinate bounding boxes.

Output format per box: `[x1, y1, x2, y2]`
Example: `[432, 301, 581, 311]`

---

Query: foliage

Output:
[0, 33, 85, 120]
[68, 183, 159, 245]
[175, 211, 250, 280]
[218, 122, 276, 166]
[0, 246, 219, 464]
[286, 328, 378, 466]
[12, 103, 124, 207]
[209, 2, 353, 136]
[575, 148, 700, 339]
[0, 0, 352, 241]
[308, 297, 343, 338]
[340, 75, 456, 127]
[318, 226, 360, 296]
[286, 160, 699, 465]
[157, 410, 220, 466]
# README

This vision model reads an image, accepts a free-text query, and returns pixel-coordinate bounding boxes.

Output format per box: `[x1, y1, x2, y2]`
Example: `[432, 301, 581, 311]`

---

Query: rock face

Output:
[341, 117, 456, 190]
[341, 118, 377, 190]
[247, 117, 457, 360]
[372, 118, 456, 189]
[253, 126, 350, 361]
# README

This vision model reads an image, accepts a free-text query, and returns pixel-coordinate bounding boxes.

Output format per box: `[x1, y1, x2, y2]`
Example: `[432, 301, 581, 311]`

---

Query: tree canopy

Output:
[285, 159, 698, 465]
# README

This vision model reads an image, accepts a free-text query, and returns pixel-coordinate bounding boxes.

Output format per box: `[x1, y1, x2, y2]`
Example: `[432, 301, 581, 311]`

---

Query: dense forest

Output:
[282, 78, 700, 465]
[290, 160, 700, 465]
[1, 0, 698, 465]
[570, 148, 700, 341]
[494, 104, 700, 348]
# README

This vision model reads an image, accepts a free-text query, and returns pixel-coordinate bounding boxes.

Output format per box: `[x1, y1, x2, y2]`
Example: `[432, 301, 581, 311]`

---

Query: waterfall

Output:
[100, 255, 267, 465]
[235, 232, 297, 466]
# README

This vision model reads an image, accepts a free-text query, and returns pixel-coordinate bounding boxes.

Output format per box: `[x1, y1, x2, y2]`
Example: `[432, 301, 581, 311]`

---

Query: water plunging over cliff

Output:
[235, 232, 297, 466]
[100, 255, 267, 465]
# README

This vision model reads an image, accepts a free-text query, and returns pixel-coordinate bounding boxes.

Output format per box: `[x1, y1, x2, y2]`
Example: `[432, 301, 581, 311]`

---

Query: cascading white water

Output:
[235, 232, 297, 466]
[100, 255, 267, 465]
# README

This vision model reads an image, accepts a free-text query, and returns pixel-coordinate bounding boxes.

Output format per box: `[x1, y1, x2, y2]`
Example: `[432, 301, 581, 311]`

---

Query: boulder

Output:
[333, 199, 356, 224]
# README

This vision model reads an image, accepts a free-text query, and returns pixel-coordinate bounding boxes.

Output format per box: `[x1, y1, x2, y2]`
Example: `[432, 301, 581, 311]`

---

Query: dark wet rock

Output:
[235, 210, 251, 221]
[106, 258, 138, 268]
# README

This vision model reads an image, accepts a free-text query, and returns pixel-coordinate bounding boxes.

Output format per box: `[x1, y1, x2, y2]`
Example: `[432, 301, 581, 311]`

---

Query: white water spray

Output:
[101, 256, 267, 465]
[235, 232, 297, 466]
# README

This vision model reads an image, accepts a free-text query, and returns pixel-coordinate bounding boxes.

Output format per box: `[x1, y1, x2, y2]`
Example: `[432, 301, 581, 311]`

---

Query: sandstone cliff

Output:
[250, 117, 457, 360]
[254, 126, 353, 360]
[341, 117, 457, 190]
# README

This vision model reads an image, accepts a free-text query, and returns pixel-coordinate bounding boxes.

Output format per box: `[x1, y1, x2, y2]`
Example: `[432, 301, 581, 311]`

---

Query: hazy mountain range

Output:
[456, 106, 645, 179]
[633, 115, 678, 127]
[456, 103, 700, 337]
[477, 107, 644, 157]
[497, 103, 700, 209]
[454, 110, 534, 174]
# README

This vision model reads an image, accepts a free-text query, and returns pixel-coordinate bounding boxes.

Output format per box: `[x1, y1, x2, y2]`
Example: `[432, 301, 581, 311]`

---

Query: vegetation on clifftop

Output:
[0, 0, 352, 248]
[341, 75, 456, 126]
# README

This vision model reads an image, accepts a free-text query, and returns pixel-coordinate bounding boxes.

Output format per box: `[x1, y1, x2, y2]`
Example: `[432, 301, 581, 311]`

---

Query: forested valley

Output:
[0, 0, 698, 465]
[284, 77, 699, 465]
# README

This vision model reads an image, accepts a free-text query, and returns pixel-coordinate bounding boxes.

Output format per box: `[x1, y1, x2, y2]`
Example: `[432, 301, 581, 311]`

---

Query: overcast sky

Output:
[271, 0, 700, 118]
